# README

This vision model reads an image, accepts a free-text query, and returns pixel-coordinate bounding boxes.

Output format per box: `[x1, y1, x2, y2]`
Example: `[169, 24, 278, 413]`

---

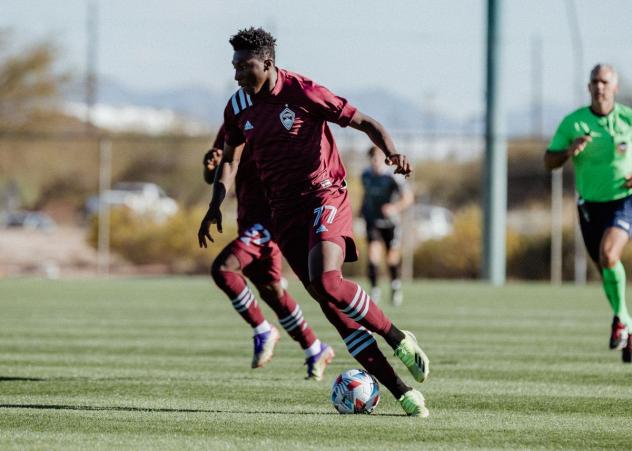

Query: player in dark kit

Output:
[203, 125, 334, 380]
[198, 27, 430, 416]
[361, 146, 414, 306]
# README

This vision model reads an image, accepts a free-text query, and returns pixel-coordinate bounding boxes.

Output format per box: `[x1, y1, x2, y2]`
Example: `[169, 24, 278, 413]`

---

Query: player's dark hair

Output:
[368, 146, 381, 157]
[229, 27, 276, 61]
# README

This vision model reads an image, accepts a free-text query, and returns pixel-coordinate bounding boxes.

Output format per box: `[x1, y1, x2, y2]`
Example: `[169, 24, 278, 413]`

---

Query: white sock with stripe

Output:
[304, 339, 322, 358]
[253, 320, 271, 336]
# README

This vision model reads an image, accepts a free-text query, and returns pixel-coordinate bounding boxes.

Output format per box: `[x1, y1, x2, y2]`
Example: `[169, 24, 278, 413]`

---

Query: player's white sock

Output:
[253, 320, 272, 336]
[304, 339, 322, 358]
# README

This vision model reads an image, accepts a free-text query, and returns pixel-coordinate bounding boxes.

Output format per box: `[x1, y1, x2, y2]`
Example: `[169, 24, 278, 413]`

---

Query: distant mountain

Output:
[506, 105, 573, 137]
[63, 77, 227, 125]
[62, 77, 568, 137]
[343, 87, 466, 134]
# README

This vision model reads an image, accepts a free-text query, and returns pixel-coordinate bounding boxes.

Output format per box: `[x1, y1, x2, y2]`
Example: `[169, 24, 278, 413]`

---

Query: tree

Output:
[0, 29, 67, 130]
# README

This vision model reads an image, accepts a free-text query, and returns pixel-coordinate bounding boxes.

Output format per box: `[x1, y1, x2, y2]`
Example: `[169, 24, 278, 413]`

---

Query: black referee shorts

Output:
[577, 195, 632, 264]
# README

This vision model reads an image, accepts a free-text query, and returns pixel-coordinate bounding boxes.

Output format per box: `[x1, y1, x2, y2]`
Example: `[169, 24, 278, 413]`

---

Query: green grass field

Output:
[1, 278, 631, 449]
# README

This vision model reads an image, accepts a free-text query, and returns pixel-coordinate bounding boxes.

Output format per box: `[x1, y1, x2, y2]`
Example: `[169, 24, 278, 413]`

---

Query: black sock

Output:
[368, 262, 378, 288]
[388, 262, 401, 283]
[354, 342, 411, 399]
[384, 324, 406, 349]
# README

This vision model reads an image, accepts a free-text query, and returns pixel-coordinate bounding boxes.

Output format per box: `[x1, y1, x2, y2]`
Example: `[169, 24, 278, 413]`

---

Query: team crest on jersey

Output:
[617, 141, 628, 155]
[280, 106, 295, 130]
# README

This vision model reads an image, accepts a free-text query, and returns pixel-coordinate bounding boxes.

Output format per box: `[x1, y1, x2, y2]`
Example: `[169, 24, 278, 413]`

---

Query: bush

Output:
[413, 205, 521, 279]
[87, 207, 236, 273]
[89, 203, 632, 281]
[506, 228, 590, 281]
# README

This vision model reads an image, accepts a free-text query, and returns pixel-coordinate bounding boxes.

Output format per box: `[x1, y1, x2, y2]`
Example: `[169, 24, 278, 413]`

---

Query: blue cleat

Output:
[251, 326, 280, 369]
[305, 343, 335, 381]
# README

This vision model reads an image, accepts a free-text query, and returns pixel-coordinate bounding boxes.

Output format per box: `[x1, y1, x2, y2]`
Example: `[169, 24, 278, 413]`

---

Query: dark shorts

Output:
[578, 195, 632, 263]
[273, 188, 358, 283]
[366, 224, 401, 249]
[218, 223, 282, 285]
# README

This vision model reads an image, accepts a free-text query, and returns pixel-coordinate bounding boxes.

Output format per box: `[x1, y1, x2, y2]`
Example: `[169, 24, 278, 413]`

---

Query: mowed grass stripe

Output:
[1, 278, 631, 450]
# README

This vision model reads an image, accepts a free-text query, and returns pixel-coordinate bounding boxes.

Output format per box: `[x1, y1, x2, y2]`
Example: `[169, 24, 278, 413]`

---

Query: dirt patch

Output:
[0, 226, 161, 278]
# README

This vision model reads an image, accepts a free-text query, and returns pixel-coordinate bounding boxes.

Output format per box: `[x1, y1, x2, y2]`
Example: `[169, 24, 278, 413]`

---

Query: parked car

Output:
[85, 182, 178, 222]
[0, 210, 56, 231]
[413, 204, 454, 241]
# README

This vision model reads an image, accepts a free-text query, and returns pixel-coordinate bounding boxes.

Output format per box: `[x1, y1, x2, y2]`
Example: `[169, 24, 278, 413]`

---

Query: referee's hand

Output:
[569, 135, 592, 157]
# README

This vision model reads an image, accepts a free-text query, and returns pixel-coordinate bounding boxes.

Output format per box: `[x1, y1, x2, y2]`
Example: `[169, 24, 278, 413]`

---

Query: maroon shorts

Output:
[273, 188, 358, 283]
[220, 223, 282, 285]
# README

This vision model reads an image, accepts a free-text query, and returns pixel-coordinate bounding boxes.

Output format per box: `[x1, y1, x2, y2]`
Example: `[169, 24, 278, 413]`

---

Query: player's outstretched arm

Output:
[198, 143, 243, 248]
[349, 111, 412, 177]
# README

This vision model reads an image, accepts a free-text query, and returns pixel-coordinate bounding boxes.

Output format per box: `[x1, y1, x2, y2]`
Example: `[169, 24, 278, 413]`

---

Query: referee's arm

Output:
[544, 135, 592, 170]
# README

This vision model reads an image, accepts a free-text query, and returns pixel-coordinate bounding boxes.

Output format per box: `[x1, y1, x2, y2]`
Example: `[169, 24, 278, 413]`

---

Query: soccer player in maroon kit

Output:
[198, 27, 430, 416]
[203, 125, 334, 380]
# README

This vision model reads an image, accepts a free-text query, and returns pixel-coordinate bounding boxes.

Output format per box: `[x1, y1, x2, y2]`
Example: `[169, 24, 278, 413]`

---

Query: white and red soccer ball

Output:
[331, 369, 380, 414]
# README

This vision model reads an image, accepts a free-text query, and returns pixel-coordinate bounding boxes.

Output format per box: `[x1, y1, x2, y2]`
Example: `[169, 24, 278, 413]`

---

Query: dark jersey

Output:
[212, 125, 271, 232]
[223, 68, 357, 216]
[360, 168, 408, 228]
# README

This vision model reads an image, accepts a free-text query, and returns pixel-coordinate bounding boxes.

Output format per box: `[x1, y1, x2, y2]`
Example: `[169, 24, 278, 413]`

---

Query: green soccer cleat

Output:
[394, 330, 429, 383]
[398, 389, 429, 417]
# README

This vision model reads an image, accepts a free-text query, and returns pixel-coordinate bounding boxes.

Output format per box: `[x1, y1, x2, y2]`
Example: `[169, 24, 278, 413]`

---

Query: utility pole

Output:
[566, 0, 587, 285]
[97, 138, 112, 276]
[482, 0, 507, 286]
[86, 0, 98, 131]
[531, 35, 544, 138]
[531, 34, 562, 284]
[86, 0, 110, 276]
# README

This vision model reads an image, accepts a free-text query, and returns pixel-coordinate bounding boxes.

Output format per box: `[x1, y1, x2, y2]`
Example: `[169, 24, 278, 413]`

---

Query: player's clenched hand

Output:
[197, 206, 223, 248]
[386, 153, 412, 177]
[569, 135, 592, 157]
[624, 175, 632, 188]
[203, 148, 223, 171]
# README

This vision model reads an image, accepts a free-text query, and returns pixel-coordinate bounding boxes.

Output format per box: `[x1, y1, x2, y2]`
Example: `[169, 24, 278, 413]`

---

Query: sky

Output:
[4, 0, 632, 123]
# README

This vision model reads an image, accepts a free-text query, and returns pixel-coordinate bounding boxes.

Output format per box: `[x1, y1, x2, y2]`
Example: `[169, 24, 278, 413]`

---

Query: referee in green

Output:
[545, 64, 632, 363]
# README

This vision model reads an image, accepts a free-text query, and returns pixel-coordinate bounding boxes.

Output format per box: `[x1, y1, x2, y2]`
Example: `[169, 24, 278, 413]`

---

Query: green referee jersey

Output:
[548, 102, 632, 202]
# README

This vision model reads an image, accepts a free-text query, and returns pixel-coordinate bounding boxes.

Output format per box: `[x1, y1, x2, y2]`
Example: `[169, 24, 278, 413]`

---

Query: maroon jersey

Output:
[212, 125, 271, 232]
[223, 68, 357, 216]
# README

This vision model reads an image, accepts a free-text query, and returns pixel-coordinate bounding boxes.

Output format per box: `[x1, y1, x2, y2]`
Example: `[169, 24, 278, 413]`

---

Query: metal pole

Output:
[531, 34, 564, 284]
[482, 0, 507, 285]
[97, 138, 112, 276]
[401, 206, 414, 282]
[531, 35, 544, 138]
[565, 0, 587, 284]
[551, 169, 563, 283]
[401, 135, 414, 282]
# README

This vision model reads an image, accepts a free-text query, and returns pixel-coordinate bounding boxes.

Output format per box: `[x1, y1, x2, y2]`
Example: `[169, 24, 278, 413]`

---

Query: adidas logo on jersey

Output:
[315, 224, 328, 234]
[244, 120, 254, 131]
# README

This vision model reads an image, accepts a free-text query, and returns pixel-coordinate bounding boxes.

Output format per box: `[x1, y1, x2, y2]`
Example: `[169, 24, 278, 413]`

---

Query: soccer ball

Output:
[331, 369, 380, 414]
